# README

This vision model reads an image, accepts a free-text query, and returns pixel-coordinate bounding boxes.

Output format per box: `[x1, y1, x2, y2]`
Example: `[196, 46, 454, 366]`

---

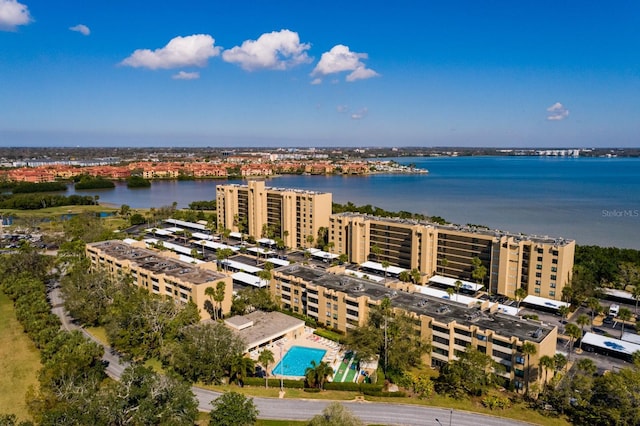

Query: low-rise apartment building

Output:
[216, 180, 332, 250]
[329, 213, 575, 299]
[271, 264, 557, 390]
[86, 240, 233, 320]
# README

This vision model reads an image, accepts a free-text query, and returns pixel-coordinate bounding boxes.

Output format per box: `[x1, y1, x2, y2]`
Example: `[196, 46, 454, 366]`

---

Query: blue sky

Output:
[1, 1, 639, 148]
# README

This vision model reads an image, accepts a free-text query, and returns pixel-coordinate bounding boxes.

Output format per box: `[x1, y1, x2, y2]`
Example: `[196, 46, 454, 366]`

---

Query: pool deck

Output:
[249, 326, 343, 380]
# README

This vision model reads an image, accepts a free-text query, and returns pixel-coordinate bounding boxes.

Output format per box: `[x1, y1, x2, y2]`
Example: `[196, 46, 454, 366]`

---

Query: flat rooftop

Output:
[275, 264, 554, 343]
[224, 310, 304, 350]
[332, 212, 574, 246]
[88, 240, 226, 285]
[219, 182, 329, 196]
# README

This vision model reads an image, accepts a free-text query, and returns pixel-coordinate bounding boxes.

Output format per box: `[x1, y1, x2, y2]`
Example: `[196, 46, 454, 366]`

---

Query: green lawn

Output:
[84, 326, 109, 346]
[0, 293, 41, 422]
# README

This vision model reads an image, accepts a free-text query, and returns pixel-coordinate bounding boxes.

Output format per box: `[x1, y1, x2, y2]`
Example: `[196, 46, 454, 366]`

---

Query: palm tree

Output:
[410, 268, 421, 284]
[558, 305, 570, 326]
[304, 361, 318, 389]
[214, 280, 226, 320]
[587, 297, 602, 331]
[553, 353, 567, 373]
[521, 341, 537, 396]
[565, 323, 581, 363]
[315, 361, 334, 390]
[515, 287, 528, 309]
[205, 286, 217, 320]
[446, 287, 455, 301]
[618, 307, 632, 339]
[398, 271, 411, 283]
[381, 260, 390, 282]
[258, 349, 275, 388]
[539, 355, 555, 385]
[576, 314, 590, 350]
[305, 234, 314, 249]
[633, 286, 640, 315]
[370, 244, 381, 263]
[229, 355, 255, 386]
[454, 280, 462, 302]
[576, 358, 597, 376]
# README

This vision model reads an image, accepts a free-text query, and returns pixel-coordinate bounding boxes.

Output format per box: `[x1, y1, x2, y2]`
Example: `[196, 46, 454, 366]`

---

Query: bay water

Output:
[69, 156, 640, 249]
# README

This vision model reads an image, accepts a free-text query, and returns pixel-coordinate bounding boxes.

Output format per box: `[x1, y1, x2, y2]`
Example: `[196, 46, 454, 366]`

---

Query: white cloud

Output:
[121, 34, 220, 70]
[336, 105, 348, 113]
[222, 29, 311, 71]
[546, 102, 569, 121]
[0, 0, 31, 31]
[69, 24, 90, 36]
[172, 71, 200, 80]
[311, 45, 379, 83]
[310, 78, 322, 85]
[351, 108, 368, 120]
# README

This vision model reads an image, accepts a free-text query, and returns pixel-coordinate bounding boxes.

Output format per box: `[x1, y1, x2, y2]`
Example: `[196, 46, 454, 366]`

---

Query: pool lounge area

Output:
[272, 346, 327, 377]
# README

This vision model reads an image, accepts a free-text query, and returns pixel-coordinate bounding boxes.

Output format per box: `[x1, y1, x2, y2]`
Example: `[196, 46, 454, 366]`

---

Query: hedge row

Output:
[323, 382, 383, 392]
[243, 377, 304, 389]
[313, 328, 345, 343]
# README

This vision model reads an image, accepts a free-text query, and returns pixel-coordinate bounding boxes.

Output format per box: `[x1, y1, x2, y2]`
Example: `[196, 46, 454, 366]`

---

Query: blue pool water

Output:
[273, 346, 327, 377]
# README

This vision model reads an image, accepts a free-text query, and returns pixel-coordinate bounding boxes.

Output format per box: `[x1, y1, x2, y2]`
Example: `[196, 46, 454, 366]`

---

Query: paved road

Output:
[50, 287, 533, 425]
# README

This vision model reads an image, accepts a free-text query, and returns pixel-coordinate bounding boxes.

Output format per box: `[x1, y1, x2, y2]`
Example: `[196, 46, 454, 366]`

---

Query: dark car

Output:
[593, 327, 606, 335]
[603, 315, 615, 325]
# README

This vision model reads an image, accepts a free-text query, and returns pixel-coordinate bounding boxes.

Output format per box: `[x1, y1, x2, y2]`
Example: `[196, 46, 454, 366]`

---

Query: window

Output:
[549, 291, 556, 297]
[551, 274, 557, 280]
[537, 256, 543, 262]
[535, 288, 541, 294]
[552, 258, 558, 264]
[536, 272, 542, 278]
[433, 325, 449, 334]
[536, 264, 542, 270]
[550, 282, 556, 288]
[535, 280, 541, 286]
[515, 356, 525, 364]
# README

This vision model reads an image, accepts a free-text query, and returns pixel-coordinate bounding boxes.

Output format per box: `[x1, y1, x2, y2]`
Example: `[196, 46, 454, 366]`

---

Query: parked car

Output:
[603, 315, 615, 325]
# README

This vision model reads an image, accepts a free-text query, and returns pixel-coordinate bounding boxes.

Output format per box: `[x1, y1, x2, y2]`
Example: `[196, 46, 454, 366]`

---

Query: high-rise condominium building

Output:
[271, 264, 557, 391]
[86, 240, 233, 320]
[329, 213, 575, 299]
[216, 180, 332, 249]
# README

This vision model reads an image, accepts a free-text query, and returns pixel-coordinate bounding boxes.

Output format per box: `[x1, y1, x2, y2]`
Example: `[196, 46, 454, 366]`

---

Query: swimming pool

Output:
[273, 346, 327, 377]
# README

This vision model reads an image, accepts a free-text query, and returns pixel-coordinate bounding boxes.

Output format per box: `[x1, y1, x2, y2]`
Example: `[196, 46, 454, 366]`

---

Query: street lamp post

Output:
[435, 410, 453, 426]
[279, 344, 283, 391]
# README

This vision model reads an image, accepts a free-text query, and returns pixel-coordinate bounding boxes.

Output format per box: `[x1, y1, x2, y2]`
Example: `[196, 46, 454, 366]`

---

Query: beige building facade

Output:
[216, 180, 332, 249]
[329, 213, 575, 299]
[86, 240, 233, 320]
[271, 264, 557, 390]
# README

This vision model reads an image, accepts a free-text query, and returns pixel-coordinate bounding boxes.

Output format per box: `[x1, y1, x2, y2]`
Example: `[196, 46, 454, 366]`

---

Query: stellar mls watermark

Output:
[602, 209, 639, 218]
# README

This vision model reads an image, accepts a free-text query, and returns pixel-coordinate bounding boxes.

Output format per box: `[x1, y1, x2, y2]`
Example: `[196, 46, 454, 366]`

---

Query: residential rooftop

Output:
[332, 212, 574, 246]
[220, 182, 329, 196]
[275, 264, 554, 343]
[224, 310, 304, 350]
[87, 240, 226, 285]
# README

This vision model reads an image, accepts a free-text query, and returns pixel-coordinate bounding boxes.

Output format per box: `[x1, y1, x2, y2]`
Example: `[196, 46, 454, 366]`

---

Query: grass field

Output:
[0, 293, 41, 422]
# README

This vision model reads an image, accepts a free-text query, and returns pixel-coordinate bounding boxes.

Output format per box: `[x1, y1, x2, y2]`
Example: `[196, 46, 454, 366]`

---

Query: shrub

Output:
[313, 328, 344, 343]
[481, 395, 512, 410]
[323, 382, 383, 392]
[304, 388, 321, 393]
[243, 377, 304, 389]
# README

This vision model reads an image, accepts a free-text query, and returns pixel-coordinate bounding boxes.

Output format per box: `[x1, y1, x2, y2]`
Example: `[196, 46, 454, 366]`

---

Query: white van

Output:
[609, 304, 620, 317]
